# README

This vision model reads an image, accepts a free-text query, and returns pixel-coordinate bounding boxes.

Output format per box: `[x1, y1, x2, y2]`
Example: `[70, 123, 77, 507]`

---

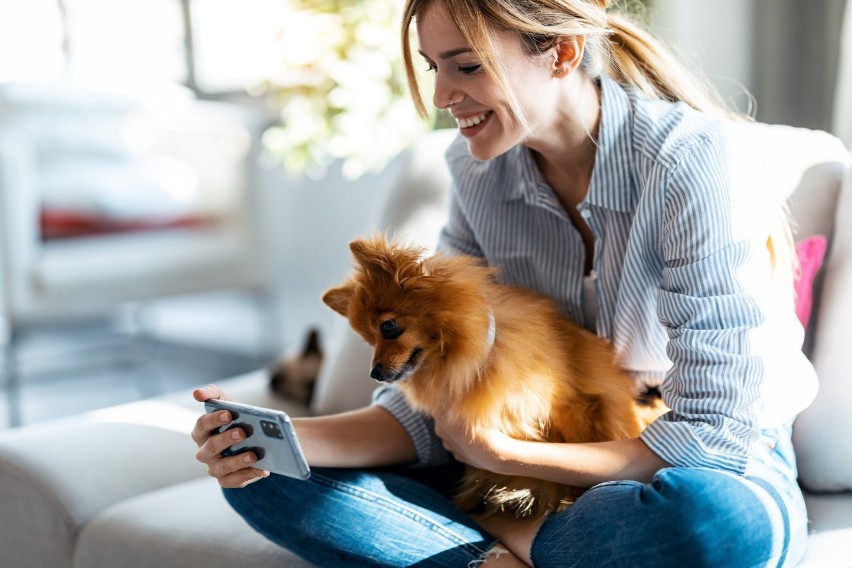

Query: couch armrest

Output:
[0, 402, 206, 568]
[794, 156, 852, 492]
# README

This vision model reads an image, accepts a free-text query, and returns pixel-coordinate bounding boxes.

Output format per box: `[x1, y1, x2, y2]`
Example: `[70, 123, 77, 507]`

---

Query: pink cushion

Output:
[794, 235, 828, 327]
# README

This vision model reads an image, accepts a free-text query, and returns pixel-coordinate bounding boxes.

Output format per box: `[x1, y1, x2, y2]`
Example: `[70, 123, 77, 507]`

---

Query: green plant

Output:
[259, 0, 431, 180]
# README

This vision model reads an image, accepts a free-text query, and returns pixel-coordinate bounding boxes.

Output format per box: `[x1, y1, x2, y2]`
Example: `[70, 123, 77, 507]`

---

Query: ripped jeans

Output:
[223, 426, 807, 568]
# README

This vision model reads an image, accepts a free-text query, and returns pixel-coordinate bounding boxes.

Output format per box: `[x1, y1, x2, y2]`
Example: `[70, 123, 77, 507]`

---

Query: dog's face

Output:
[323, 237, 493, 386]
[323, 238, 443, 384]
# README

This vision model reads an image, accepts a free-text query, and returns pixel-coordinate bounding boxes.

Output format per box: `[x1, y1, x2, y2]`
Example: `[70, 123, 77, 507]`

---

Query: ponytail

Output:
[602, 12, 747, 120]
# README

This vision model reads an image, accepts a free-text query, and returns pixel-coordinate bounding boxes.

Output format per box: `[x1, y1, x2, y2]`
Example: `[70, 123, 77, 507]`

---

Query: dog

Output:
[323, 236, 664, 518]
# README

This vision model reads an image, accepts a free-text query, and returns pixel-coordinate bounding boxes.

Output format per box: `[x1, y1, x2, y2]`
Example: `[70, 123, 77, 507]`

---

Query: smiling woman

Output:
[193, 1, 822, 567]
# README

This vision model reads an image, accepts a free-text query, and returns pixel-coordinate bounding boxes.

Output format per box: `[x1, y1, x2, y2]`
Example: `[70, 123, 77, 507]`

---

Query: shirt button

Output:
[580, 208, 592, 219]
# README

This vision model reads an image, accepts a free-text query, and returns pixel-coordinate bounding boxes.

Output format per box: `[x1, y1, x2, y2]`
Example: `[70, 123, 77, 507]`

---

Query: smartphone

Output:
[204, 399, 310, 480]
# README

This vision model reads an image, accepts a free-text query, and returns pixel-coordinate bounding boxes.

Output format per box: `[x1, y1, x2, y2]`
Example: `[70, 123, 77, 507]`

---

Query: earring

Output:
[553, 69, 563, 77]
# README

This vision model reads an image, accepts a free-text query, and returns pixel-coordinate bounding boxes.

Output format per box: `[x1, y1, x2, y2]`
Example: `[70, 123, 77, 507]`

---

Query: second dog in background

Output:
[323, 236, 665, 518]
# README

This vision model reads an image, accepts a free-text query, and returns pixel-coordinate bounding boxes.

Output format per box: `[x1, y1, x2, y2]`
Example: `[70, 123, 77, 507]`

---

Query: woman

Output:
[192, 1, 815, 566]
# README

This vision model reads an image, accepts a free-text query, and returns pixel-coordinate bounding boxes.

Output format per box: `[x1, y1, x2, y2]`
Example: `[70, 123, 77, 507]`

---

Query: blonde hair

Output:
[401, 0, 744, 124]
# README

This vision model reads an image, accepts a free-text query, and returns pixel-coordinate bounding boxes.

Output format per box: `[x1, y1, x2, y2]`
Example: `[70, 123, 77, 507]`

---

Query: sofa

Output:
[1, 124, 851, 568]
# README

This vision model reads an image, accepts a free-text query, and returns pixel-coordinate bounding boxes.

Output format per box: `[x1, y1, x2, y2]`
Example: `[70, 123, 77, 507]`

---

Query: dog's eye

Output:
[379, 319, 402, 339]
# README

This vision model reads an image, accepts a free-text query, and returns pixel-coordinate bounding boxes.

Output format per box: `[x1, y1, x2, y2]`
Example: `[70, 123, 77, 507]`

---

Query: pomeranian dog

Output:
[323, 236, 663, 518]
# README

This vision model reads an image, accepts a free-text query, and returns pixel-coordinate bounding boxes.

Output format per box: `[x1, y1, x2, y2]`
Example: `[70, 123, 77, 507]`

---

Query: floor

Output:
[0, 291, 277, 430]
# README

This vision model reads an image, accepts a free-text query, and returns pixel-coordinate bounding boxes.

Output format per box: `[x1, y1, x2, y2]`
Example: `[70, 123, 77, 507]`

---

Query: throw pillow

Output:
[794, 235, 828, 328]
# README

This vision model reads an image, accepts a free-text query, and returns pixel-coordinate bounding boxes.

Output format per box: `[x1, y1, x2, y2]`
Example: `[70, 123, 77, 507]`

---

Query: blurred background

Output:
[0, 0, 850, 428]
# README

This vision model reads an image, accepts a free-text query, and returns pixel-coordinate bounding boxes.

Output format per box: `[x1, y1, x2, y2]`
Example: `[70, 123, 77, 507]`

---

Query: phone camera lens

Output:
[260, 420, 284, 439]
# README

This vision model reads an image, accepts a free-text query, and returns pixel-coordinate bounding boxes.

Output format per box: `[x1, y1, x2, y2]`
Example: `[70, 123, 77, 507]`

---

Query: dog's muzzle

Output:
[369, 348, 423, 383]
[370, 363, 391, 382]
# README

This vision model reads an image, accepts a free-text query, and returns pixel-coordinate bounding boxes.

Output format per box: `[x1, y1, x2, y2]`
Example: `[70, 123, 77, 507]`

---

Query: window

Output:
[0, 0, 65, 83]
[190, 0, 287, 93]
[63, 0, 187, 87]
[0, 0, 287, 95]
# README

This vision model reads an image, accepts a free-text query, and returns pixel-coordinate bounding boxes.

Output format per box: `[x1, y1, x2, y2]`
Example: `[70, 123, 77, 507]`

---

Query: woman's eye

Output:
[458, 64, 482, 75]
[379, 320, 402, 339]
[425, 63, 437, 73]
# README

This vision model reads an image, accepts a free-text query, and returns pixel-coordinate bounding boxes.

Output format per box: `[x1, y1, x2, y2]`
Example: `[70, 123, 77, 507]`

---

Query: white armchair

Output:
[0, 81, 276, 425]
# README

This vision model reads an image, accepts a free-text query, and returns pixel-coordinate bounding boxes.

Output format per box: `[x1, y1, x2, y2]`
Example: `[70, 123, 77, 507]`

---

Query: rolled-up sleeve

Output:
[639, 134, 765, 474]
[371, 385, 450, 467]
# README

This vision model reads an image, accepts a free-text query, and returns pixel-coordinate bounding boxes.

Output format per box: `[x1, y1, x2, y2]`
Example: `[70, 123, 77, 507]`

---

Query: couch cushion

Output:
[0, 370, 304, 568]
[798, 493, 852, 568]
[74, 477, 314, 568]
[0, 409, 205, 568]
[794, 158, 852, 492]
[793, 235, 827, 328]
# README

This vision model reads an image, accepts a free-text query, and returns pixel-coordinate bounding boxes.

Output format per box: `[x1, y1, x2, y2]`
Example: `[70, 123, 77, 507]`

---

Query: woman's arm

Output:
[433, 411, 669, 487]
[294, 406, 418, 468]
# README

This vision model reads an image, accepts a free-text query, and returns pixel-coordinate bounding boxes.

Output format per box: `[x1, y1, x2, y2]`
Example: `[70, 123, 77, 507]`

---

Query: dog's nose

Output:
[370, 363, 385, 381]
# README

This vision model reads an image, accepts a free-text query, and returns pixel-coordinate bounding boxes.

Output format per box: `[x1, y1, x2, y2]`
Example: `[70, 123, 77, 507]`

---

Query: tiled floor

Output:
[0, 291, 276, 429]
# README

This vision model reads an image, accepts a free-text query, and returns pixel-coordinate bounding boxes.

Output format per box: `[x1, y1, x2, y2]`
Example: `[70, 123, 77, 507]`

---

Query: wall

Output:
[649, 0, 755, 115]
[649, 0, 846, 131]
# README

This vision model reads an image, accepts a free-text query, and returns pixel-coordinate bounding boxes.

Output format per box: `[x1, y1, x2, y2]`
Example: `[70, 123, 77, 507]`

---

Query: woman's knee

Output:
[645, 468, 780, 549]
[533, 468, 782, 567]
[631, 468, 783, 566]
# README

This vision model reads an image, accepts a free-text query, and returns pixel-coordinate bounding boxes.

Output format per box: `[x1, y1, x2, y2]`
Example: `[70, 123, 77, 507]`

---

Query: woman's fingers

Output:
[190, 385, 265, 486]
[218, 467, 271, 489]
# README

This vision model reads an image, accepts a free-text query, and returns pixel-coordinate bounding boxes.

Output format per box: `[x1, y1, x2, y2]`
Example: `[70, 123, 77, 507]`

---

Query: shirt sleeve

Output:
[639, 132, 767, 474]
[371, 384, 450, 467]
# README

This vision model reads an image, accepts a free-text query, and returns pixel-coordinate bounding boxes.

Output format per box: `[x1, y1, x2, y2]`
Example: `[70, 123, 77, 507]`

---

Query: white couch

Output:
[1, 125, 851, 568]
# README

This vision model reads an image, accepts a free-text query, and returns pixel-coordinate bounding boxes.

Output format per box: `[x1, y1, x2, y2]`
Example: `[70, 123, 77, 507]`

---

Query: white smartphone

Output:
[204, 399, 310, 480]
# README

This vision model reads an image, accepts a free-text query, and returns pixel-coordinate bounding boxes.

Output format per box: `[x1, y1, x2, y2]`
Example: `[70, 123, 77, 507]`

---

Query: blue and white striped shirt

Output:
[373, 75, 817, 474]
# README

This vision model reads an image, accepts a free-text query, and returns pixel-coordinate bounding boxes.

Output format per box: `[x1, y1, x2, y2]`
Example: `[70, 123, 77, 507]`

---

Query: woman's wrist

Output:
[493, 437, 539, 477]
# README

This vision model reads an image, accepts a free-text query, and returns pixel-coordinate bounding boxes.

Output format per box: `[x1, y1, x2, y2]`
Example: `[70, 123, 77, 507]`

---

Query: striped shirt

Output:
[373, 75, 817, 474]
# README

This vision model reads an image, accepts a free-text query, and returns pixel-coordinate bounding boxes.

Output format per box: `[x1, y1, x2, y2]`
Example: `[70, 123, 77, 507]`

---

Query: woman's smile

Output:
[455, 110, 493, 136]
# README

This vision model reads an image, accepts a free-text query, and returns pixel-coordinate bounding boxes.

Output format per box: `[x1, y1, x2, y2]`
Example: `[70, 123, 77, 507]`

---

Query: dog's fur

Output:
[323, 236, 663, 518]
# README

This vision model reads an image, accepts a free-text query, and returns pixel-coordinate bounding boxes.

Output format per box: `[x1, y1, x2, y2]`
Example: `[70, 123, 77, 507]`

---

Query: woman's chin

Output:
[466, 140, 514, 162]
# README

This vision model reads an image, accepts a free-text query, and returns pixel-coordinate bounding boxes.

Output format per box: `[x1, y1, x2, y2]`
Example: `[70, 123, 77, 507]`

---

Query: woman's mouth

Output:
[454, 111, 492, 137]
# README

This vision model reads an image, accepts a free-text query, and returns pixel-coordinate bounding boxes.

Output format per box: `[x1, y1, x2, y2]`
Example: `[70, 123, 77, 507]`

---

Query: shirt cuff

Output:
[371, 385, 450, 467]
[640, 416, 751, 474]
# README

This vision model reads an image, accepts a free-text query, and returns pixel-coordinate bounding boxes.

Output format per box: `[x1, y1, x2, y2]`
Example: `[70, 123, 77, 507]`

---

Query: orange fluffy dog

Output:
[323, 236, 661, 518]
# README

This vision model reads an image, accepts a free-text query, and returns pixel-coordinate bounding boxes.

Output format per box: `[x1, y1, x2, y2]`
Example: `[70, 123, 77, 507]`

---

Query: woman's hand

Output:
[191, 385, 270, 489]
[432, 409, 520, 474]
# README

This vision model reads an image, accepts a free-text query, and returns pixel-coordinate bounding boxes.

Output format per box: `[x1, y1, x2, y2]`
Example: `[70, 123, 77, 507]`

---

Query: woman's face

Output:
[416, 1, 560, 161]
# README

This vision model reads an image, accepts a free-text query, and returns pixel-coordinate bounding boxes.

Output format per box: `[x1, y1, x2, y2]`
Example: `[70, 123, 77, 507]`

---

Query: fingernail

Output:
[220, 411, 230, 423]
[243, 454, 254, 464]
[231, 429, 241, 440]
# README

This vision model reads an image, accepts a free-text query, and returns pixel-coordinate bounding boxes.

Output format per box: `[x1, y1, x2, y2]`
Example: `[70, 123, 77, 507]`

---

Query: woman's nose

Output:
[432, 71, 459, 110]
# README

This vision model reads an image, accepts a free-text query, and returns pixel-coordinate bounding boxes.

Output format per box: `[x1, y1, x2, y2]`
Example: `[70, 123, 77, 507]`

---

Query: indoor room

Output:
[1, 0, 851, 566]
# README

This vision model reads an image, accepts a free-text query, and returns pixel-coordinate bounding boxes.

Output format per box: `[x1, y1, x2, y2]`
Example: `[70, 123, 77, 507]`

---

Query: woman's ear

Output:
[552, 36, 585, 78]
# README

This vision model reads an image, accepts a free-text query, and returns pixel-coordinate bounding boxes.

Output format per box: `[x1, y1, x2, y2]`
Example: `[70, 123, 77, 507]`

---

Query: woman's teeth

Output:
[456, 111, 490, 128]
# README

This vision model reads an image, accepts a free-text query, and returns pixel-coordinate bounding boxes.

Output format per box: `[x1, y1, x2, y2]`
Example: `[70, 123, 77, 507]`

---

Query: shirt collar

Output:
[587, 75, 637, 213]
[506, 75, 637, 214]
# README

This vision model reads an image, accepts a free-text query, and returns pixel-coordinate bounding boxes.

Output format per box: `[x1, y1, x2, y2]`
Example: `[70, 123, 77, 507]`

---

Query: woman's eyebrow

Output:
[418, 47, 474, 60]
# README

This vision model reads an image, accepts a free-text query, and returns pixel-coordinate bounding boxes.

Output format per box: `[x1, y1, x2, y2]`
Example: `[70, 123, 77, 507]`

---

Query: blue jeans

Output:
[223, 426, 807, 567]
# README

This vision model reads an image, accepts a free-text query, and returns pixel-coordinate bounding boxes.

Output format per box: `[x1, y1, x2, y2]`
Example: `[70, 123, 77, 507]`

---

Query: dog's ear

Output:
[349, 238, 386, 271]
[322, 284, 354, 317]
